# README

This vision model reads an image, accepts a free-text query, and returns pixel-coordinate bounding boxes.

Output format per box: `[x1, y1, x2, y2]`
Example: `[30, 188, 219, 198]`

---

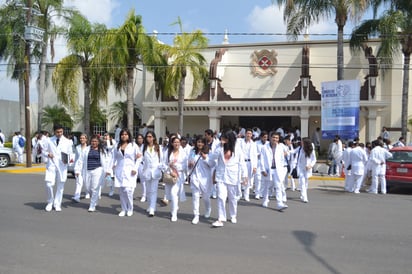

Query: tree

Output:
[349, 0, 412, 139]
[52, 13, 110, 136]
[274, 0, 369, 80]
[41, 105, 73, 129]
[34, 0, 76, 132]
[101, 10, 151, 132]
[165, 17, 209, 135]
[108, 101, 141, 129]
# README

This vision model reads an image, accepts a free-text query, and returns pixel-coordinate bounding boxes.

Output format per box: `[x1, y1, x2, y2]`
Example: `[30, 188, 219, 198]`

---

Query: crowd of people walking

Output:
[39, 124, 398, 228]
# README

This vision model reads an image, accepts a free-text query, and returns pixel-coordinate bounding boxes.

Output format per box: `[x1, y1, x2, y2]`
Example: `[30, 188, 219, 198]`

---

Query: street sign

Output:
[24, 25, 45, 42]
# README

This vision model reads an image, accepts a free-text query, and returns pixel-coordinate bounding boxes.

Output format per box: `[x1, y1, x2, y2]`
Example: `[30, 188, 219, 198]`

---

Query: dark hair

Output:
[142, 131, 160, 158]
[302, 137, 313, 158]
[220, 129, 237, 155]
[117, 128, 132, 149]
[167, 135, 180, 160]
[194, 136, 209, 154]
[135, 133, 144, 145]
[53, 124, 63, 131]
[90, 134, 105, 154]
[204, 129, 213, 136]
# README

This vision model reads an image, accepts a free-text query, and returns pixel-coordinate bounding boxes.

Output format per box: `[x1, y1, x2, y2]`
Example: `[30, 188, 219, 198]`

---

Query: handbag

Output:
[291, 167, 299, 179]
[163, 172, 177, 185]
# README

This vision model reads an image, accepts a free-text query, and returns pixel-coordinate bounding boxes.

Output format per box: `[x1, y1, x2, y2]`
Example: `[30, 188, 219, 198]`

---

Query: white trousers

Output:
[253, 171, 263, 196]
[370, 174, 386, 194]
[45, 176, 65, 208]
[344, 170, 353, 192]
[191, 183, 211, 217]
[216, 182, 238, 221]
[73, 173, 89, 199]
[145, 179, 159, 212]
[299, 176, 309, 202]
[352, 174, 364, 193]
[262, 169, 287, 207]
[86, 167, 104, 209]
[119, 186, 135, 212]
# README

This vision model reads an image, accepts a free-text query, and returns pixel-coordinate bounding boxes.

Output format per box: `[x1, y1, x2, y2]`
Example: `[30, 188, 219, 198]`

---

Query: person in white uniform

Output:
[212, 130, 248, 227]
[135, 134, 146, 201]
[259, 131, 289, 211]
[188, 137, 216, 224]
[238, 128, 258, 202]
[12, 131, 25, 163]
[42, 124, 74, 212]
[164, 136, 188, 222]
[103, 133, 116, 197]
[111, 128, 142, 217]
[253, 131, 268, 199]
[347, 142, 368, 193]
[74, 135, 109, 212]
[342, 141, 354, 192]
[204, 129, 220, 199]
[368, 140, 392, 194]
[296, 137, 317, 203]
[72, 133, 88, 202]
[141, 131, 163, 217]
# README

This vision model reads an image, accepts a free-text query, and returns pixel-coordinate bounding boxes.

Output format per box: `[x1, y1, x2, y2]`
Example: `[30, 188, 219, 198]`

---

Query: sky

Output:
[0, 0, 365, 102]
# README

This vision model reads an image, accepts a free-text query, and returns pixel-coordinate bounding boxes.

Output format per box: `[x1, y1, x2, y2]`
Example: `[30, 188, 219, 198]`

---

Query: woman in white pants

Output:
[189, 137, 216, 224]
[141, 131, 163, 217]
[135, 134, 146, 202]
[72, 133, 88, 202]
[297, 138, 317, 203]
[164, 135, 188, 222]
[103, 133, 116, 197]
[111, 128, 142, 217]
[212, 130, 248, 227]
[74, 135, 109, 212]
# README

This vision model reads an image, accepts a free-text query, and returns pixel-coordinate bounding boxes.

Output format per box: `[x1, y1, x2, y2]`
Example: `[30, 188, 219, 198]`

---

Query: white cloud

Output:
[65, 0, 119, 25]
[246, 5, 338, 42]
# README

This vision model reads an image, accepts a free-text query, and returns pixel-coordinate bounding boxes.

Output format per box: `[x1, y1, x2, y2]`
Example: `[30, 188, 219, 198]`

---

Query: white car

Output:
[0, 147, 17, 168]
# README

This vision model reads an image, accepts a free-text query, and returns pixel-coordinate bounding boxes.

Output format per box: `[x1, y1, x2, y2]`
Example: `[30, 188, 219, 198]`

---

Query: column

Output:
[367, 108, 377, 142]
[300, 108, 310, 137]
[154, 109, 166, 139]
[208, 107, 221, 132]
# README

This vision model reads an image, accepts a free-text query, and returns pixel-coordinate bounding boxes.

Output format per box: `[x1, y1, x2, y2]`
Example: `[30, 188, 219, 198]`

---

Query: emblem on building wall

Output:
[250, 49, 278, 77]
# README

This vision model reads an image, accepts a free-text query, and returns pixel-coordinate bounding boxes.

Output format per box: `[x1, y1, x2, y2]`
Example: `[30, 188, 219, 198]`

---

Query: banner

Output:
[321, 80, 360, 140]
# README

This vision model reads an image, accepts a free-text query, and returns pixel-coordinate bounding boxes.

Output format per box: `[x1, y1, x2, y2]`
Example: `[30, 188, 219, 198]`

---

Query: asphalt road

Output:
[0, 173, 411, 274]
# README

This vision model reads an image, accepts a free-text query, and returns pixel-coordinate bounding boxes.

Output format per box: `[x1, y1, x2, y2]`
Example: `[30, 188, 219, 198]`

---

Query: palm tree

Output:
[34, 0, 77, 132]
[349, 0, 412, 139]
[41, 105, 73, 129]
[108, 101, 141, 129]
[100, 10, 152, 132]
[274, 0, 369, 80]
[52, 13, 110, 136]
[165, 17, 209, 135]
[0, 1, 34, 131]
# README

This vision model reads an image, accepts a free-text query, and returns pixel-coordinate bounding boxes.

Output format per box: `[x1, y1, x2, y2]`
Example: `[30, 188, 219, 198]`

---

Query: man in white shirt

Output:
[42, 124, 74, 212]
[347, 142, 368, 193]
[12, 131, 25, 163]
[238, 128, 258, 202]
[260, 132, 289, 211]
[368, 140, 393, 194]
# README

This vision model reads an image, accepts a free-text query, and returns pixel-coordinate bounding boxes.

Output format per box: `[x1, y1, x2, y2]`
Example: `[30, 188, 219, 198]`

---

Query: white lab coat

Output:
[111, 143, 142, 188]
[42, 135, 73, 183]
[259, 142, 289, 182]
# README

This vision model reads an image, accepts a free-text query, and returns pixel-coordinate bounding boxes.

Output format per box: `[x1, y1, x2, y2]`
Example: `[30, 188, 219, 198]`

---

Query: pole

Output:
[24, 0, 32, 167]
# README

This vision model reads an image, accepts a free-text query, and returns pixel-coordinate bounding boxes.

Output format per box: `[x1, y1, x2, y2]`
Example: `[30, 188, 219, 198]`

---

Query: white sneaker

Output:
[192, 216, 199, 225]
[244, 197, 250, 202]
[85, 194, 90, 199]
[171, 215, 177, 222]
[262, 202, 268, 208]
[118, 211, 126, 217]
[204, 208, 211, 219]
[45, 203, 53, 212]
[212, 220, 224, 227]
[54, 206, 62, 212]
[126, 210, 133, 217]
[140, 196, 146, 202]
[255, 194, 260, 200]
[88, 207, 95, 212]
[231, 217, 237, 224]
[108, 190, 114, 197]
[72, 197, 80, 203]
[275, 204, 288, 211]
[148, 209, 155, 217]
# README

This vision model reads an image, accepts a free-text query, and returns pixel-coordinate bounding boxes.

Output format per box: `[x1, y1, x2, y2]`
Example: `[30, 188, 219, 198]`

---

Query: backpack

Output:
[18, 136, 25, 148]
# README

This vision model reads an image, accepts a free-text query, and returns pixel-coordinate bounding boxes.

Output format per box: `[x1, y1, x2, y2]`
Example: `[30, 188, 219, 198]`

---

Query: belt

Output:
[271, 166, 276, 169]
[245, 159, 251, 162]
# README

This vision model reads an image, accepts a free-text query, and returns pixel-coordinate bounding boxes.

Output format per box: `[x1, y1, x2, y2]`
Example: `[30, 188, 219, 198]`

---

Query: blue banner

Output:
[321, 80, 360, 140]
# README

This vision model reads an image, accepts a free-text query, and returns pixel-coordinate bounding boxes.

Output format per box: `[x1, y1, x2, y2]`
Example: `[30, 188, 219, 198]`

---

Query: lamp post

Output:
[24, 0, 32, 167]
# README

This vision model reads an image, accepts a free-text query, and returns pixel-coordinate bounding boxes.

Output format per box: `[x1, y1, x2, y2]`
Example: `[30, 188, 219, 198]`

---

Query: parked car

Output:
[386, 146, 412, 189]
[0, 147, 17, 168]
